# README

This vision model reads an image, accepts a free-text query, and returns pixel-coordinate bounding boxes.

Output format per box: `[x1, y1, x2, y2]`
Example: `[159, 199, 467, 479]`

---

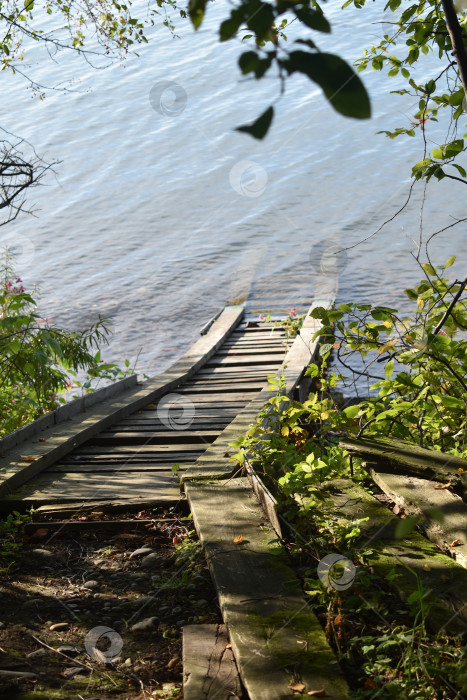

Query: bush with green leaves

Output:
[0, 255, 131, 435]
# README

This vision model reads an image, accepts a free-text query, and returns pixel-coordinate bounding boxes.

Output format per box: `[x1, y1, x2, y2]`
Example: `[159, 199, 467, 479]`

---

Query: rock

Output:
[141, 553, 160, 569]
[31, 549, 54, 558]
[82, 580, 99, 590]
[57, 645, 83, 657]
[0, 621, 5, 629]
[130, 617, 158, 633]
[24, 598, 45, 608]
[0, 670, 38, 679]
[129, 547, 153, 559]
[132, 596, 154, 606]
[172, 606, 182, 615]
[27, 649, 49, 660]
[63, 666, 90, 678]
[49, 622, 69, 632]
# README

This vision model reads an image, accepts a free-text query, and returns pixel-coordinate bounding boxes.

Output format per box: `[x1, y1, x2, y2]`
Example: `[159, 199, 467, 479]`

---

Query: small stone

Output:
[132, 596, 154, 606]
[63, 666, 90, 679]
[50, 622, 69, 632]
[83, 580, 99, 590]
[27, 649, 49, 660]
[31, 548, 54, 558]
[0, 670, 38, 680]
[123, 657, 132, 666]
[0, 622, 5, 630]
[130, 547, 154, 559]
[24, 598, 45, 607]
[57, 645, 83, 657]
[172, 606, 182, 615]
[141, 553, 160, 569]
[194, 599, 208, 607]
[176, 620, 186, 627]
[130, 617, 158, 633]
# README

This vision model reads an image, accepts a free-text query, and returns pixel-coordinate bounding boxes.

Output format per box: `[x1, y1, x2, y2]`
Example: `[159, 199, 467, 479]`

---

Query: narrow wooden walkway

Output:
[0, 306, 306, 507]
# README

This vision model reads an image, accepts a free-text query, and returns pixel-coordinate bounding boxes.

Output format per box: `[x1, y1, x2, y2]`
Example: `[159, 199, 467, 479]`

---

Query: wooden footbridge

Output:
[2, 286, 465, 700]
[0, 297, 330, 508]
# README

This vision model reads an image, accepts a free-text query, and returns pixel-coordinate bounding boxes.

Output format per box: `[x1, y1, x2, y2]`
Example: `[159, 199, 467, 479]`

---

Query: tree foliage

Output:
[0, 253, 129, 435]
[346, 0, 467, 187]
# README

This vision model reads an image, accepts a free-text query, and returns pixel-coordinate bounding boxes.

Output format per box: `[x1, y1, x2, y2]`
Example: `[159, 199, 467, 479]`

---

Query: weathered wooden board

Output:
[340, 436, 467, 497]
[90, 431, 218, 444]
[183, 624, 243, 700]
[368, 469, 467, 569]
[186, 479, 349, 700]
[7, 471, 183, 502]
[322, 478, 467, 634]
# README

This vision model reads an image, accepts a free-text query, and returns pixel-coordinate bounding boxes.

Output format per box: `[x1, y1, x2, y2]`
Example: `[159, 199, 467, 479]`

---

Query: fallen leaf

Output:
[38, 438, 47, 442]
[167, 657, 179, 669]
[332, 342, 341, 348]
[173, 536, 182, 545]
[440, 574, 451, 583]
[434, 483, 451, 490]
[20, 456, 37, 462]
[450, 539, 462, 547]
[288, 682, 305, 693]
[458, 467, 467, 473]
[31, 528, 49, 540]
[233, 535, 243, 544]
[307, 691, 327, 698]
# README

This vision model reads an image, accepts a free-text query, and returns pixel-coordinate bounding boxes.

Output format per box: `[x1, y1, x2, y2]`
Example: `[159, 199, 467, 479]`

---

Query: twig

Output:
[433, 277, 467, 334]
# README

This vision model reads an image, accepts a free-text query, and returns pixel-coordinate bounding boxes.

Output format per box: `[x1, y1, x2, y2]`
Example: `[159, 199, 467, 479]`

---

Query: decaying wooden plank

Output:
[5, 471, 183, 502]
[183, 624, 243, 700]
[368, 469, 467, 569]
[340, 436, 467, 497]
[322, 478, 467, 634]
[186, 479, 349, 700]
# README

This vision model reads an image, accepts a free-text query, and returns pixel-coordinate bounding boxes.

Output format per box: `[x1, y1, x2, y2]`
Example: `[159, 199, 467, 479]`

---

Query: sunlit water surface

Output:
[1, 1, 466, 379]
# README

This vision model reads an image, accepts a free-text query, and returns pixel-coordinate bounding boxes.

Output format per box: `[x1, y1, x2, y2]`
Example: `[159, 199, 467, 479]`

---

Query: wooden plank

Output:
[205, 356, 286, 366]
[177, 384, 264, 393]
[340, 436, 466, 497]
[47, 463, 192, 472]
[0, 375, 138, 457]
[368, 469, 467, 569]
[7, 471, 183, 501]
[0, 304, 244, 496]
[322, 478, 467, 635]
[90, 431, 218, 445]
[186, 479, 349, 700]
[183, 624, 243, 700]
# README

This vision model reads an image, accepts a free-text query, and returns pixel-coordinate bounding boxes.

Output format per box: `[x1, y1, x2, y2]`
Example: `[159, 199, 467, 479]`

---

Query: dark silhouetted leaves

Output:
[282, 50, 371, 119]
[237, 105, 274, 139]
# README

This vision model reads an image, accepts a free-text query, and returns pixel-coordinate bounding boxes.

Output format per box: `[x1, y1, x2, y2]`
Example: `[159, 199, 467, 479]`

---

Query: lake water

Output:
[1, 1, 466, 378]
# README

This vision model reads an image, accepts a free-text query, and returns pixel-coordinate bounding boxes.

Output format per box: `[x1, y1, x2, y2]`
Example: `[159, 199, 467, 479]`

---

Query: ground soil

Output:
[0, 504, 222, 699]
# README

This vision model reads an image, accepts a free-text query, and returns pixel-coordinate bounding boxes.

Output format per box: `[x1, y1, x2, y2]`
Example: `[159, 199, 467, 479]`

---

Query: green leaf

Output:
[188, 0, 207, 29]
[421, 263, 436, 276]
[444, 255, 456, 268]
[236, 105, 274, 139]
[220, 8, 244, 41]
[282, 51, 371, 119]
[385, 359, 394, 380]
[343, 404, 360, 419]
[294, 6, 330, 33]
